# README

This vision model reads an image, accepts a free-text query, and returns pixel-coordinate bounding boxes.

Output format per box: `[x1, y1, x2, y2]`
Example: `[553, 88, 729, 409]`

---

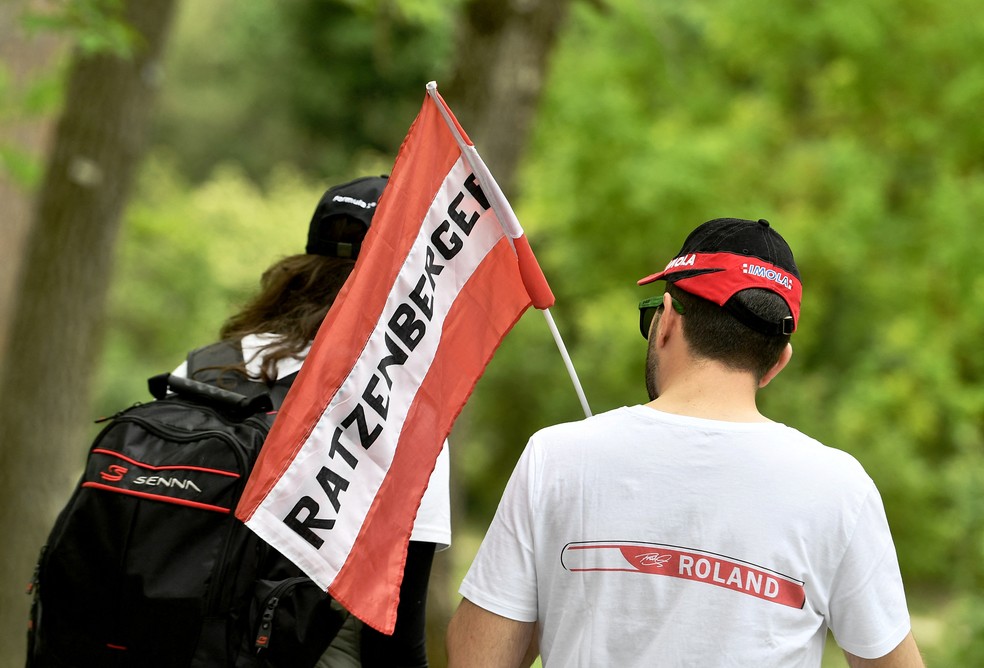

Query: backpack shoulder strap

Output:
[186, 340, 297, 409]
[186, 340, 250, 388]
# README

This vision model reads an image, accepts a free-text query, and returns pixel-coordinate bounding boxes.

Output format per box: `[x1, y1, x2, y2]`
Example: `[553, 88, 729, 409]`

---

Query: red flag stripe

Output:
[512, 234, 555, 310]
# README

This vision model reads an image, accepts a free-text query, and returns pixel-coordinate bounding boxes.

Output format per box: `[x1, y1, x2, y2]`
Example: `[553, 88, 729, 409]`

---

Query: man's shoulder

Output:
[741, 425, 879, 510]
[530, 406, 638, 440]
[777, 425, 872, 477]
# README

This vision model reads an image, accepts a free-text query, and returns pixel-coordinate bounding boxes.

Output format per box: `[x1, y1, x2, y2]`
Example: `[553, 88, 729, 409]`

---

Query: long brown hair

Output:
[218, 253, 356, 384]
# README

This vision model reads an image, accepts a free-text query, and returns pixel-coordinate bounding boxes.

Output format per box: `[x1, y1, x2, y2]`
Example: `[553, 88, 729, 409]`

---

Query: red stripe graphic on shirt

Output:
[562, 542, 806, 609]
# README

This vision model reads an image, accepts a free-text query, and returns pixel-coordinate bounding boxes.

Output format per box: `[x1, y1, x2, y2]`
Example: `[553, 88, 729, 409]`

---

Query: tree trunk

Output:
[0, 0, 177, 662]
[428, 2, 573, 665]
[443, 0, 574, 197]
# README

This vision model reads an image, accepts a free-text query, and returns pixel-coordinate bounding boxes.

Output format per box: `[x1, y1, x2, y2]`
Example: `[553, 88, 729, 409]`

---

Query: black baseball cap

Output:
[638, 218, 802, 335]
[305, 175, 389, 258]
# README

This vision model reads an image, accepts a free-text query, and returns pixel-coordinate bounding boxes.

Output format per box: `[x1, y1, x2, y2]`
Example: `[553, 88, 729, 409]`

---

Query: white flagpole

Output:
[426, 81, 592, 418]
[540, 309, 593, 417]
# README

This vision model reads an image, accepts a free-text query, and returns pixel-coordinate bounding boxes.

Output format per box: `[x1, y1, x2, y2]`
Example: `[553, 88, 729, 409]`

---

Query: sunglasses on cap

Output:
[638, 294, 685, 340]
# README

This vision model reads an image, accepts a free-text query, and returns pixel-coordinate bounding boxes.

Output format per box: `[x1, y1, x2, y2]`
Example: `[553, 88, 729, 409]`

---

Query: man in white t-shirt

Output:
[447, 218, 923, 667]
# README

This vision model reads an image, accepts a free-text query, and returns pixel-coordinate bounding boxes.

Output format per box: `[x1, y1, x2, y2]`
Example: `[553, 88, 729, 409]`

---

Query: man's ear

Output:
[655, 293, 678, 348]
[758, 343, 793, 388]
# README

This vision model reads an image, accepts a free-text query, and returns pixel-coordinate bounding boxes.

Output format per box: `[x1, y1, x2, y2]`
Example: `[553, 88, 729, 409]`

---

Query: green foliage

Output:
[0, 143, 43, 190]
[152, 0, 460, 184]
[0, 60, 63, 189]
[1, 0, 147, 188]
[21, 0, 140, 57]
[939, 593, 984, 665]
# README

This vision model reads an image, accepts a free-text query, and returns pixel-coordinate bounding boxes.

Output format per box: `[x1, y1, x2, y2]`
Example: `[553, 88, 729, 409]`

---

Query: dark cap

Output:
[638, 218, 802, 335]
[305, 175, 389, 258]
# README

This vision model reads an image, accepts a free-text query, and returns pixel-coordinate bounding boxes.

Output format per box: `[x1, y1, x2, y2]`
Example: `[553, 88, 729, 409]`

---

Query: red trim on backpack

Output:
[82, 482, 232, 514]
[91, 448, 240, 478]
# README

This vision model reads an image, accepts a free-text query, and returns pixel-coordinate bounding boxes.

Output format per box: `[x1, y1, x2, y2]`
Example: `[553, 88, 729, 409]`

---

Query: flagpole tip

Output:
[426, 81, 438, 91]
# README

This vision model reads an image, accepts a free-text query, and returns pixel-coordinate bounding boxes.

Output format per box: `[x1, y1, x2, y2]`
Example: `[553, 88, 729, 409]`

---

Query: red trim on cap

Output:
[638, 252, 801, 326]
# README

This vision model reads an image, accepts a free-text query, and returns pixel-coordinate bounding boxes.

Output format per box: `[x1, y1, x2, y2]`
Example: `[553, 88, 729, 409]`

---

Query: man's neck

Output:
[646, 361, 770, 423]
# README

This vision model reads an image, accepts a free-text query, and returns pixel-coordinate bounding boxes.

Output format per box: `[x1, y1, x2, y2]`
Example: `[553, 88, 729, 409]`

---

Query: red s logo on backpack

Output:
[100, 464, 128, 482]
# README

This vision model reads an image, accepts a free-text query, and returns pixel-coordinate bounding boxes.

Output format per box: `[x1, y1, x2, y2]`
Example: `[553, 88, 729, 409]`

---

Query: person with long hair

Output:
[176, 176, 449, 667]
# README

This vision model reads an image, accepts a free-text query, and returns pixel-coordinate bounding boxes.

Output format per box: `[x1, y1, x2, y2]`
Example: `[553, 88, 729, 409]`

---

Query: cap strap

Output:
[314, 241, 362, 259]
[723, 301, 796, 336]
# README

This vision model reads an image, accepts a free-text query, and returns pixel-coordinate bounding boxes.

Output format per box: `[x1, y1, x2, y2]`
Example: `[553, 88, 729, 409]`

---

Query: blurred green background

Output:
[2, 0, 982, 665]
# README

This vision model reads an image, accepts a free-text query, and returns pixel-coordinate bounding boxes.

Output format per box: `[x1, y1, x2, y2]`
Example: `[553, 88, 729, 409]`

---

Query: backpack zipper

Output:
[109, 411, 259, 464]
[254, 576, 310, 652]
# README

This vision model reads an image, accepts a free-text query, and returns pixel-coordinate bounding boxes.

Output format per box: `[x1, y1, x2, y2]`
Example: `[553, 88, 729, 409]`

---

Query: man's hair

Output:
[667, 283, 791, 380]
[217, 253, 356, 384]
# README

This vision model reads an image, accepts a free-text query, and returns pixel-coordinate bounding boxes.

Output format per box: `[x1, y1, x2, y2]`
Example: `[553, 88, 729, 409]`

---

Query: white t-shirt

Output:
[459, 405, 910, 667]
[174, 333, 451, 548]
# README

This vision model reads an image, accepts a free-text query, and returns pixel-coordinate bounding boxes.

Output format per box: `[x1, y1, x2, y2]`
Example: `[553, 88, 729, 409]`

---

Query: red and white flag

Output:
[235, 83, 554, 634]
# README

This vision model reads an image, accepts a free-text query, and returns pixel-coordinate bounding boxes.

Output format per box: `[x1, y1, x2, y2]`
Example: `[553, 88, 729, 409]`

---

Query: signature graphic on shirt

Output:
[561, 541, 806, 609]
[637, 552, 672, 568]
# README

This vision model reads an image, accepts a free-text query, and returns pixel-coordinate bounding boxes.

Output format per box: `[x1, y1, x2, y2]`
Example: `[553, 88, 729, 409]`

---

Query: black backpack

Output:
[27, 342, 344, 668]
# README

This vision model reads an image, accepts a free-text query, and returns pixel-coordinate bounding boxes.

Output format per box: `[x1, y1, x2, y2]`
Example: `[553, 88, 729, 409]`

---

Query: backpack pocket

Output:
[29, 407, 261, 667]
